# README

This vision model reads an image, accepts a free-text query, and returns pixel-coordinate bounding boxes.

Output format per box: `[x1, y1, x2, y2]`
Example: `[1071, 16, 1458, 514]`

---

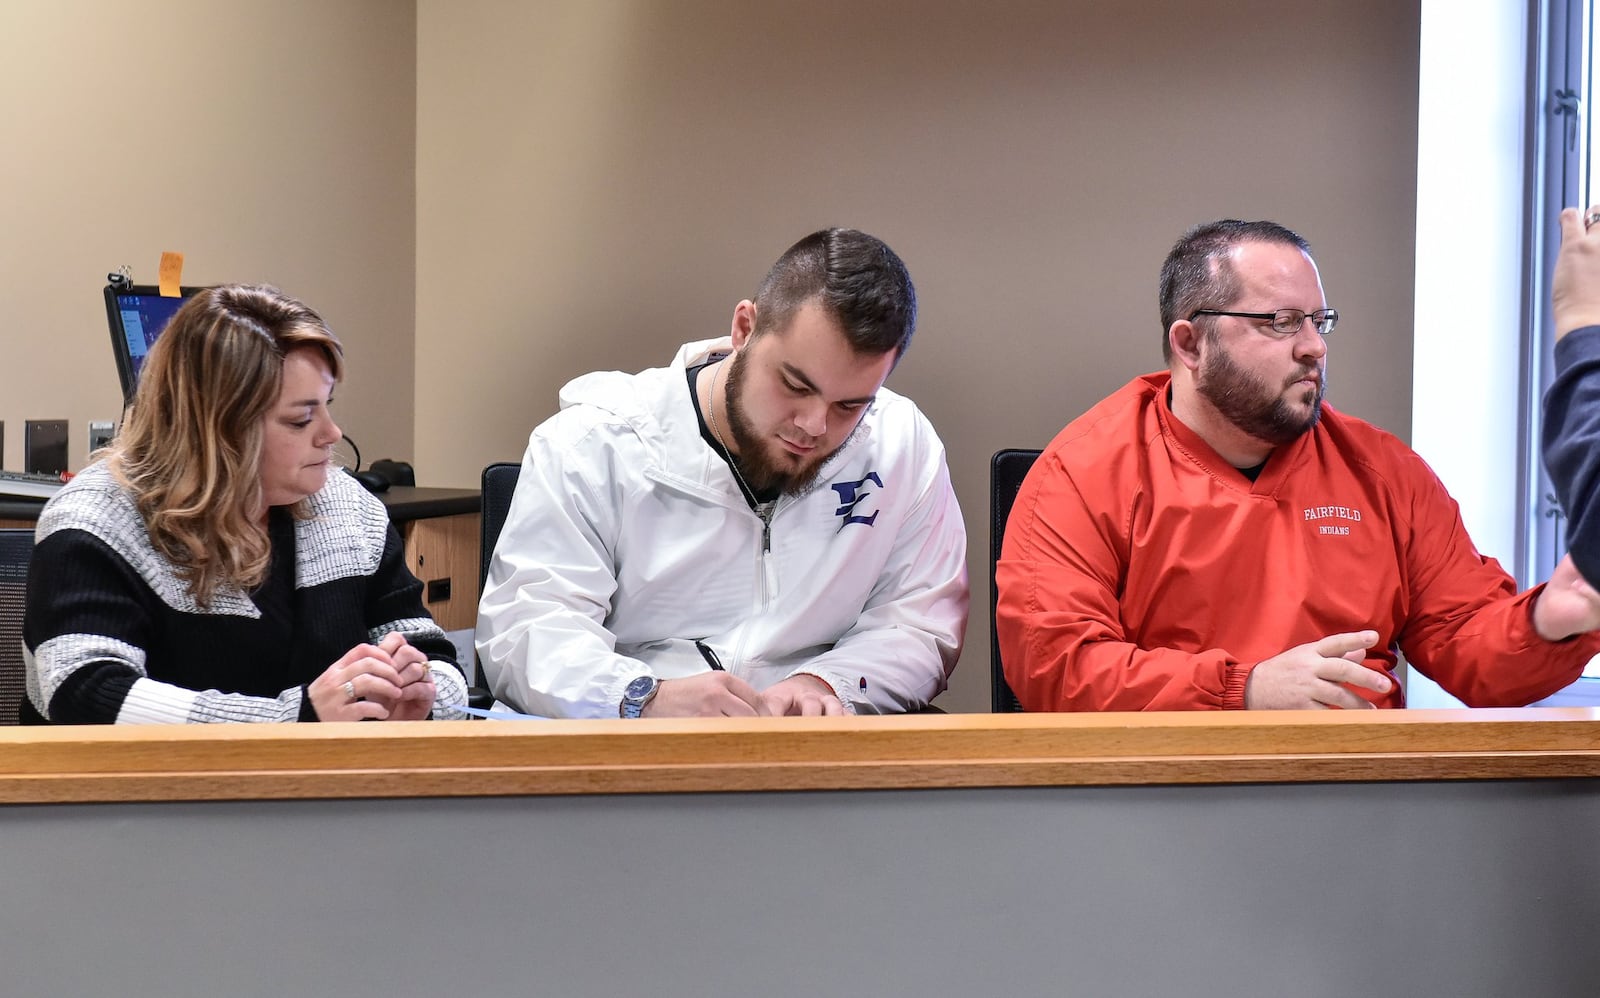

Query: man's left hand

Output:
[760, 675, 846, 716]
[1533, 553, 1600, 640]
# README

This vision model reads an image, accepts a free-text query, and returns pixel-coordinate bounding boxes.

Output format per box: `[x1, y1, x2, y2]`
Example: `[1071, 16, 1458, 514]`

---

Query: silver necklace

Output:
[706, 358, 761, 502]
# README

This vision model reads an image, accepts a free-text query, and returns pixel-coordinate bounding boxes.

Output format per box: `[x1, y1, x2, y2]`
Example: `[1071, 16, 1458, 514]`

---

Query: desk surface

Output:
[1, 484, 478, 525]
[376, 484, 480, 519]
[4, 707, 1600, 804]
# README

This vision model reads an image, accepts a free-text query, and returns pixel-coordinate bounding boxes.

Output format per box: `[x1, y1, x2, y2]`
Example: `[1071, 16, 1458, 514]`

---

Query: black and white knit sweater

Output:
[22, 463, 467, 723]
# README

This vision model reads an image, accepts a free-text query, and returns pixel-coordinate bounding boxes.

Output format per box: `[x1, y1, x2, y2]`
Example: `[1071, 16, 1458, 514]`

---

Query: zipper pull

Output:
[755, 500, 777, 553]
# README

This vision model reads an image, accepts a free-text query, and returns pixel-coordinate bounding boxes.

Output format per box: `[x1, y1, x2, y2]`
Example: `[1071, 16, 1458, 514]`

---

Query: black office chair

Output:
[990, 449, 1041, 713]
[476, 462, 522, 691]
[0, 528, 35, 726]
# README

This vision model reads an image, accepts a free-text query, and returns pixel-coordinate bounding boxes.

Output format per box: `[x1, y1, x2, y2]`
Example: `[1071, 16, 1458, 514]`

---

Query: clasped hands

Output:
[308, 631, 436, 721]
[643, 671, 846, 717]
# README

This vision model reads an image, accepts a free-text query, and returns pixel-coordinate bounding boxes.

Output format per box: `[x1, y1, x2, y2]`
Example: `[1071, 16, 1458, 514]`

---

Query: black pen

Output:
[694, 639, 724, 671]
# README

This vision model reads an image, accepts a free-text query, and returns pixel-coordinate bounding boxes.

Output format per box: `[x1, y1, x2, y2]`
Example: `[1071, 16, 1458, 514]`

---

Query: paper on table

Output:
[455, 704, 551, 720]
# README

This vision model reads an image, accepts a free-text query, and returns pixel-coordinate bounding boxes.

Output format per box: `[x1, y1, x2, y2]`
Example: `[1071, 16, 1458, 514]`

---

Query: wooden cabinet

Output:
[399, 510, 480, 632]
[378, 486, 482, 634]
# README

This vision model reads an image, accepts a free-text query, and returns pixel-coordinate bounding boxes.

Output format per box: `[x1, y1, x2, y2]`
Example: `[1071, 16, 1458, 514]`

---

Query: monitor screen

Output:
[103, 284, 199, 403]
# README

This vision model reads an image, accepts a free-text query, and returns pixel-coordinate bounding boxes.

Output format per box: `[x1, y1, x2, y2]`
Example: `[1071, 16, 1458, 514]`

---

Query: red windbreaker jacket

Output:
[996, 372, 1600, 710]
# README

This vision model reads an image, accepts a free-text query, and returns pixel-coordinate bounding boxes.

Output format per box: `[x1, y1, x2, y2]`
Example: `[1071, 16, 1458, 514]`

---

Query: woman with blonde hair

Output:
[22, 284, 467, 723]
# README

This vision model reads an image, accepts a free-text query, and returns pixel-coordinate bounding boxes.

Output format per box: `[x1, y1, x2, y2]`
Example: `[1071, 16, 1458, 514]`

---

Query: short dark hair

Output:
[752, 228, 917, 358]
[1157, 219, 1312, 362]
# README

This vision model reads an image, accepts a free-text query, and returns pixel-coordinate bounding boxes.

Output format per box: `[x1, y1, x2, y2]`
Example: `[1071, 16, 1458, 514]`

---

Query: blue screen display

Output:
[116, 293, 188, 383]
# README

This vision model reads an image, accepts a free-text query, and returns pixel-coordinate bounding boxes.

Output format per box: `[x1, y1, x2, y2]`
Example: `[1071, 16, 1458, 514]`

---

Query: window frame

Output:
[1525, 0, 1598, 702]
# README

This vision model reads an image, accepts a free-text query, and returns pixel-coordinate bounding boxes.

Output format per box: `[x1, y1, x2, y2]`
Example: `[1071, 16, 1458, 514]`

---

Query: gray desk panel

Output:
[2, 780, 1596, 997]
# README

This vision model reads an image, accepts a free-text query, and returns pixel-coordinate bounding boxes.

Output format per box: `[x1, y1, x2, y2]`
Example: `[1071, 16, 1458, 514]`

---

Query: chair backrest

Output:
[476, 462, 522, 689]
[990, 449, 1041, 713]
[0, 528, 36, 725]
[480, 462, 522, 592]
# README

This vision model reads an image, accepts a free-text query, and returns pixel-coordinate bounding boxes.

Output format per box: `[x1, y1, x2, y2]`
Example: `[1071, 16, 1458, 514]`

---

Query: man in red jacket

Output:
[997, 219, 1600, 711]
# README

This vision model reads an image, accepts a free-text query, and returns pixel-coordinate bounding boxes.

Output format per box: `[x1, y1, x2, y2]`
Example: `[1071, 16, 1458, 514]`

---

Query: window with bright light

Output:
[1526, 0, 1600, 700]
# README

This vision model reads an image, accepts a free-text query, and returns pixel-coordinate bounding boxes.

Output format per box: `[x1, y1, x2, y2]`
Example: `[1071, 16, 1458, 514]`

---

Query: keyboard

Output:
[0, 469, 69, 500]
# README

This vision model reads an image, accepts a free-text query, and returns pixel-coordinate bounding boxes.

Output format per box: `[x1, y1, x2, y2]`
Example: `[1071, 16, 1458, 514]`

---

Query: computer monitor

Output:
[103, 283, 202, 404]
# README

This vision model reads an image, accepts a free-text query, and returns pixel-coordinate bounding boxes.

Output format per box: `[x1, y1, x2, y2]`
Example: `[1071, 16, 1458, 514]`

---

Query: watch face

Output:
[624, 675, 656, 701]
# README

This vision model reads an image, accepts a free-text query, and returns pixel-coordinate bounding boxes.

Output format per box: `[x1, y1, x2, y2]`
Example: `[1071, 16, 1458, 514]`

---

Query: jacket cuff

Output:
[298, 686, 319, 722]
[790, 670, 859, 715]
[1221, 663, 1254, 710]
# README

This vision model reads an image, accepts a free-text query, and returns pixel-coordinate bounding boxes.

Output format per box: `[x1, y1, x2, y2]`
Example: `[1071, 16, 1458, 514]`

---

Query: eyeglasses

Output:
[1188, 307, 1339, 337]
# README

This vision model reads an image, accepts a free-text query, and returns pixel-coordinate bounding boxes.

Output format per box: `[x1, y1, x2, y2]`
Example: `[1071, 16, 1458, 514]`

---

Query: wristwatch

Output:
[619, 674, 660, 718]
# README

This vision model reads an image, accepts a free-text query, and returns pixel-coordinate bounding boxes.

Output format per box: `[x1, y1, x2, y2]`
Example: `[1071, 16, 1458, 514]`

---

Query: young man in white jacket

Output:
[477, 228, 969, 718]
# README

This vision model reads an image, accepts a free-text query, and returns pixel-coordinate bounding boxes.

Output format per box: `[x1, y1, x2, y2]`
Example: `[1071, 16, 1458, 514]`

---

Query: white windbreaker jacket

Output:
[476, 338, 970, 718]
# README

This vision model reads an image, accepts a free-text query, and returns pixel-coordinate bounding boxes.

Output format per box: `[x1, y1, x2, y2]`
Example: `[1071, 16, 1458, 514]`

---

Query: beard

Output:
[721, 351, 850, 497]
[1196, 335, 1326, 446]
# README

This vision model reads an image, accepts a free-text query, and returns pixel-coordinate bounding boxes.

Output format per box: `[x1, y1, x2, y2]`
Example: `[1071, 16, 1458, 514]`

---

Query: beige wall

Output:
[0, 2, 1420, 714]
[0, 0, 417, 470]
[417, 0, 1422, 712]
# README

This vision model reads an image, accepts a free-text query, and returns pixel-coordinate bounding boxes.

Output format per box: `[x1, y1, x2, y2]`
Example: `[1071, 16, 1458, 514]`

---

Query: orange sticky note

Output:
[158, 251, 184, 297]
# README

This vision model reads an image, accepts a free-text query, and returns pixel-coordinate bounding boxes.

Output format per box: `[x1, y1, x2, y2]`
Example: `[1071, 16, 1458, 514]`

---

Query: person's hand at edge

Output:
[1532, 553, 1600, 640]
[1552, 206, 1600, 340]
